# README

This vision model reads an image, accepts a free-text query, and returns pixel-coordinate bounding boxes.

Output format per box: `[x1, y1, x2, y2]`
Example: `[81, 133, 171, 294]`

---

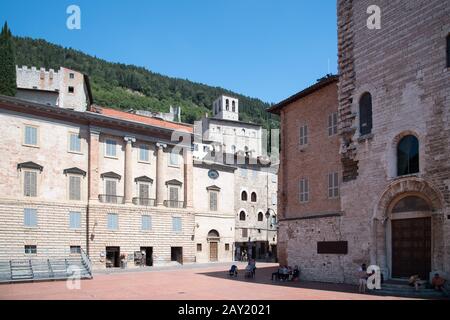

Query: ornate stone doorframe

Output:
[371, 177, 444, 279]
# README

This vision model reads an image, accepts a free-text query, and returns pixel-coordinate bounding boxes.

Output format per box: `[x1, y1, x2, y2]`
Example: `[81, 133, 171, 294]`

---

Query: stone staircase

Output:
[369, 280, 448, 299]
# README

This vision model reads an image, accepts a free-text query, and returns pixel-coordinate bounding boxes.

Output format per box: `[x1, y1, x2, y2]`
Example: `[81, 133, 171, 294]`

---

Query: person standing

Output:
[358, 264, 368, 293]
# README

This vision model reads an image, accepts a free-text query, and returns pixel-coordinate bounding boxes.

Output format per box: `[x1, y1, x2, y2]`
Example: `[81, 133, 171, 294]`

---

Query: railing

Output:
[163, 200, 186, 209]
[80, 248, 92, 278]
[98, 194, 125, 204]
[132, 197, 156, 207]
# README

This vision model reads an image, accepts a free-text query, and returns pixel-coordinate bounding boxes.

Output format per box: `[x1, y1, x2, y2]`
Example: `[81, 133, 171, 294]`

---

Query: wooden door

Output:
[210, 242, 218, 261]
[392, 218, 431, 279]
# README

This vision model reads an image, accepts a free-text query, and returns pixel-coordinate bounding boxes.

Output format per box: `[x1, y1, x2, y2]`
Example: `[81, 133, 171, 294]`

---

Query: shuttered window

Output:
[209, 191, 218, 211]
[24, 126, 38, 146]
[242, 228, 248, 238]
[299, 178, 309, 203]
[142, 215, 152, 231]
[69, 176, 81, 200]
[299, 125, 308, 146]
[105, 179, 117, 196]
[172, 217, 182, 232]
[139, 183, 150, 199]
[24, 208, 37, 227]
[139, 145, 150, 162]
[107, 213, 118, 230]
[24, 171, 37, 197]
[69, 133, 81, 152]
[328, 112, 338, 136]
[169, 187, 178, 201]
[69, 211, 81, 229]
[328, 172, 339, 198]
[105, 139, 117, 157]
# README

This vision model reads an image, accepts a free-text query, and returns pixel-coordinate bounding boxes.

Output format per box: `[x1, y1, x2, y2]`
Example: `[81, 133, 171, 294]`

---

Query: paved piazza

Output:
[0, 263, 411, 300]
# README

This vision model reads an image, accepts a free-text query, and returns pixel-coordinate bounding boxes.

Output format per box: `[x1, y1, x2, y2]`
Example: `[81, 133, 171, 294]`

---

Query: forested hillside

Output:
[13, 37, 278, 127]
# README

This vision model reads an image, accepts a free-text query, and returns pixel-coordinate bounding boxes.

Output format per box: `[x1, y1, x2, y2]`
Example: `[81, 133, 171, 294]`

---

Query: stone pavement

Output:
[0, 263, 415, 300]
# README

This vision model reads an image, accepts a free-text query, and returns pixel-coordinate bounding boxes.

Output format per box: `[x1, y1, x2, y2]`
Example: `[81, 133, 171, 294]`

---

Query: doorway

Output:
[391, 217, 431, 279]
[171, 247, 183, 264]
[209, 242, 218, 262]
[106, 246, 120, 268]
[140, 247, 153, 266]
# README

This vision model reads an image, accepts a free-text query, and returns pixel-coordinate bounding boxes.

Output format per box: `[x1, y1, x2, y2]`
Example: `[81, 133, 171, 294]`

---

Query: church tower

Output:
[212, 95, 239, 121]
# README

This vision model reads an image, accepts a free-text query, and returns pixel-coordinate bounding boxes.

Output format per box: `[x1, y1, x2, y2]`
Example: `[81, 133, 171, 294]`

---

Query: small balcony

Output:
[132, 197, 156, 207]
[163, 200, 186, 209]
[98, 194, 125, 204]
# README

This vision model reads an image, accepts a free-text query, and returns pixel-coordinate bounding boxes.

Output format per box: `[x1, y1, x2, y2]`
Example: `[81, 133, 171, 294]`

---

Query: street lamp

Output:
[265, 208, 276, 261]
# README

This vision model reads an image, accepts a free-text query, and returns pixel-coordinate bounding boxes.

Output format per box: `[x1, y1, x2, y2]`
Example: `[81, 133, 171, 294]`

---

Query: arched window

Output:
[232, 101, 236, 112]
[239, 211, 246, 221]
[251, 192, 257, 202]
[257, 212, 264, 222]
[207, 229, 220, 238]
[241, 191, 248, 201]
[226, 99, 229, 111]
[359, 93, 373, 135]
[392, 196, 430, 213]
[397, 135, 419, 176]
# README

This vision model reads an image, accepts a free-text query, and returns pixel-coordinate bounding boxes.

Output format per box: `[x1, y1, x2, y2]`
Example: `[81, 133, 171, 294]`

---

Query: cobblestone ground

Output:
[0, 263, 412, 300]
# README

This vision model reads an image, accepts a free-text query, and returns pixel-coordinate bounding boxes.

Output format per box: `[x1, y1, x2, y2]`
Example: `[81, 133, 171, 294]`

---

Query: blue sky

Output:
[0, 0, 337, 103]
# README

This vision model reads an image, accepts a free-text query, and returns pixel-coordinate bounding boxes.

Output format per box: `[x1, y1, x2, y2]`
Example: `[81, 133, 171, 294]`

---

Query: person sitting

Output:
[292, 265, 300, 281]
[431, 273, 446, 292]
[408, 274, 421, 291]
[229, 265, 238, 277]
[279, 265, 289, 281]
[272, 266, 282, 281]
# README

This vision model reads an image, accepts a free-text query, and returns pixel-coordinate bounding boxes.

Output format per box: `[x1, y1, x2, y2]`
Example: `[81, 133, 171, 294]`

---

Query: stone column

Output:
[124, 136, 136, 204]
[88, 127, 101, 202]
[184, 147, 193, 208]
[156, 143, 167, 207]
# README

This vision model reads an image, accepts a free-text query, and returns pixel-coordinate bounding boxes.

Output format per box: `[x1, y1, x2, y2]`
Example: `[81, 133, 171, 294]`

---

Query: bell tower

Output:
[212, 95, 239, 121]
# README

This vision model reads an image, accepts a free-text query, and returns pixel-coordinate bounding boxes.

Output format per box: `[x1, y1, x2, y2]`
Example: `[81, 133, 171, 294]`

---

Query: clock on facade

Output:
[208, 169, 219, 179]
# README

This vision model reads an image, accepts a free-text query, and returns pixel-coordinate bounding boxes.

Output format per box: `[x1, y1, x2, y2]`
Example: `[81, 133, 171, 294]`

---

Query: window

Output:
[139, 144, 150, 162]
[172, 217, 182, 232]
[299, 178, 309, 203]
[138, 182, 150, 200]
[226, 99, 229, 111]
[69, 211, 81, 229]
[24, 125, 38, 146]
[209, 191, 218, 211]
[23, 170, 37, 197]
[232, 101, 236, 112]
[239, 211, 246, 221]
[231, 145, 236, 153]
[68, 86, 74, 93]
[197, 244, 202, 252]
[272, 193, 277, 205]
[328, 112, 338, 136]
[397, 135, 419, 176]
[271, 174, 277, 183]
[299, 125, 308, 146]
[107, 213, 118, 230]
[69, 73, 75, 79]
[105, 139, 117, 157]
[69, 133, 81, 153]
[359, 93, 373, 135]
[69, 176, 81, 200]
[241, 191, 248, 201]
[258, 212, 264, 222]
[242, 228, 248, 238]
[225, 243, 230, 251]
[105, 179, 117, 196]
[193, 144, 199, 151]
[169, 187, 179, 207]
[328, 172, 339, 198]
[169, 151, 179, 166]
[447, 34, 450, 68]
[24, 245, 37, 254]
[70, 246, 81, 254]
[24, 208, 37, 227]
[251, 192, 257, 202]
[142, 215, 152, 231]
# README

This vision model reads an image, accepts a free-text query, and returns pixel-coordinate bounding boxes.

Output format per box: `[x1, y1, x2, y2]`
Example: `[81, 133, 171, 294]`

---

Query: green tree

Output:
[0, 22, 16, 96]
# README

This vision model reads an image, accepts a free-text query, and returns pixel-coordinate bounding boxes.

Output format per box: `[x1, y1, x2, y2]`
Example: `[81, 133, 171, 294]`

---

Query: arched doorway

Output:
[207, 230, 220, 262]
[372, 177, 444, 281]
[389, 196, 431, 279]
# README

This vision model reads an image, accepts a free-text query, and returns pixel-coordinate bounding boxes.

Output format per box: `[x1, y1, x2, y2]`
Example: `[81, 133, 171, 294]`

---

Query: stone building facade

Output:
[272, 0, 450, 284]
[0, 96, 195, 269]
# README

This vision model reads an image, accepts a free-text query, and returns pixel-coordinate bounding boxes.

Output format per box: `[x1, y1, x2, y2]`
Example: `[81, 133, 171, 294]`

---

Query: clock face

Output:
[208, 169, 219, 180]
